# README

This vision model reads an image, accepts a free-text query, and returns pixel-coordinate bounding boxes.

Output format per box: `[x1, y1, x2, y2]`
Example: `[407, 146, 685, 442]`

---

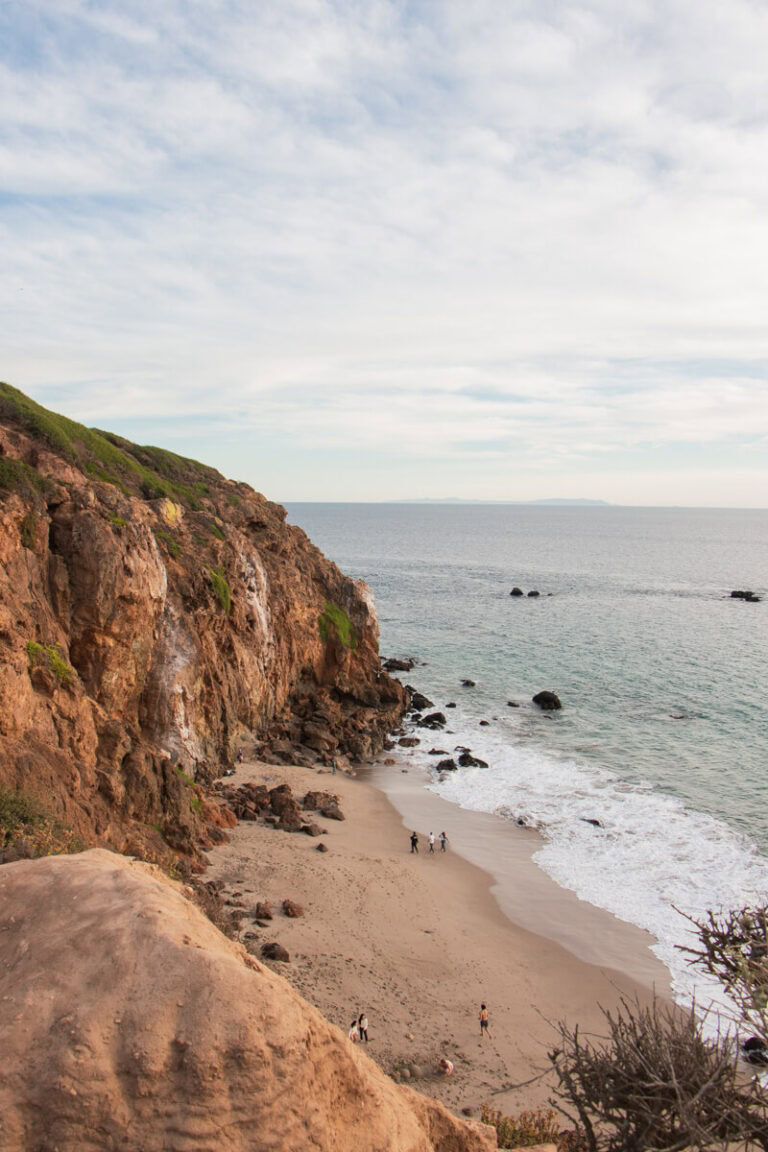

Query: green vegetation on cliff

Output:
[319, 602, 357, 649]
[208, 565, 232, 614]
[0, 382, 218, 508]
[25, 640, 75, 687]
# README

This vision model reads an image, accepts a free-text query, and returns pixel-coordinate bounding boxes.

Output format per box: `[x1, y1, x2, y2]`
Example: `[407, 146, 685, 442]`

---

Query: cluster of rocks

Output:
[731, 589, 762, 603]
[510, 587, 543, 597]
[212, 781, 344, 835]
[382, 656, 417, 672]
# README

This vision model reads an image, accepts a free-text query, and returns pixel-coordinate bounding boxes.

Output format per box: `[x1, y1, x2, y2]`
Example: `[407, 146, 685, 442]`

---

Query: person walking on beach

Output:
[358, 1012, 369, 1042]
[331, 757, 338, 775]
[410, 831, 419, 853]
[439, 830, 447, 852]
[479, 1004, 491, 1038]
[428, 832, 436, 853]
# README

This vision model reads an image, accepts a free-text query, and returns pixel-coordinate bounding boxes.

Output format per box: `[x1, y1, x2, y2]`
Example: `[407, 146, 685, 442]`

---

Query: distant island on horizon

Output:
[393, 497, 612, 506]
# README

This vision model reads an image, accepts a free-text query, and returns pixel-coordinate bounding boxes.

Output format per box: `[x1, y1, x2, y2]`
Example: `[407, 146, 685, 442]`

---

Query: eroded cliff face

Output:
[0, 384, 405, 860]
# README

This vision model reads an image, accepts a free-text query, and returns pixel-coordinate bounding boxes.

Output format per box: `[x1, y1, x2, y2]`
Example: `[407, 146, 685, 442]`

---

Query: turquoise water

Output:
[285, 503, 768, 1003]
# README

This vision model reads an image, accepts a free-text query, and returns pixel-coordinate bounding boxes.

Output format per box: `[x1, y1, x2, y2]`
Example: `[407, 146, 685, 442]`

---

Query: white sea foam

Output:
[412, 716, 768, 1032]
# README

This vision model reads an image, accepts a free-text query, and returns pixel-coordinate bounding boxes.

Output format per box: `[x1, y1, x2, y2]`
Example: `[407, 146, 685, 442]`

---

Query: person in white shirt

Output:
[428, 832, 436, 853]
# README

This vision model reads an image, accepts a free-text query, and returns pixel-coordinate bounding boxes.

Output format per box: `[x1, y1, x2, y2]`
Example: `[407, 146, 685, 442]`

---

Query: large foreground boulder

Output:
[0, 851, 494, 1152]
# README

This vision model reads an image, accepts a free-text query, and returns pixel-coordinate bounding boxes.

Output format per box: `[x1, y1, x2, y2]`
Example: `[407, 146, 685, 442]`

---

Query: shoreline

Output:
[206, 756, 671, 1116]
[370, 757, 670, 991]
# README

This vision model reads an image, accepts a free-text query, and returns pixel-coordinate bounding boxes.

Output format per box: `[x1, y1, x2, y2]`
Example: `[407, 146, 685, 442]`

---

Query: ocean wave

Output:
[407, 713, 768, 1027]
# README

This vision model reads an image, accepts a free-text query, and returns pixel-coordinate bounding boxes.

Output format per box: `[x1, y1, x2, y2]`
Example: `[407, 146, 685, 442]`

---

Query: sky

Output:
[1, 0, 767, 505]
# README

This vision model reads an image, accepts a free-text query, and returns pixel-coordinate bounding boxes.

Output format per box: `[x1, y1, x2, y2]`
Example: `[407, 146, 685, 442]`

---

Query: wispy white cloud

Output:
[0, 0, 766, 502]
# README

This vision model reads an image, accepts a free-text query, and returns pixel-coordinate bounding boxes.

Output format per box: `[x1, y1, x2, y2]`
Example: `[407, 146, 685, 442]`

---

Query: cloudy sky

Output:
[1, 0, 767, 504]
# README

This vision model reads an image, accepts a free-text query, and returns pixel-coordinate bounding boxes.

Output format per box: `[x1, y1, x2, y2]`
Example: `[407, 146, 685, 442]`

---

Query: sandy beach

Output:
[207, 757, 672, 1119]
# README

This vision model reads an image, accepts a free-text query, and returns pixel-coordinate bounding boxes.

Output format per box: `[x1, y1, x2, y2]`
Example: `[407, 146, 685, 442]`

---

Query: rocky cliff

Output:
[0, 383, 405, 862]
[0, 849, 495, 1152]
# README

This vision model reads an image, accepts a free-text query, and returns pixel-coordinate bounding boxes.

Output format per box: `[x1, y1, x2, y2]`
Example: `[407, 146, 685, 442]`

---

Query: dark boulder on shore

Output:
[510, 587, 524, 597]
[533, 691, 561, 711]
[261, 941, 290, 962]
[458, 751, 488, 768]
[731, 590, 762, 602]
[437, 758, 458, 771]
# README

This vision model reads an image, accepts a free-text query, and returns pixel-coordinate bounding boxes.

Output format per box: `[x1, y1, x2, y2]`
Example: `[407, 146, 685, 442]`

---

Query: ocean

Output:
[285, 503, 768, 1011]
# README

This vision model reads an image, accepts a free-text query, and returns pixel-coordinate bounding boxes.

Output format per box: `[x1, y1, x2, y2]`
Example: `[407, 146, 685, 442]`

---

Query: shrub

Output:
[25, 640, 75, 687]
[0, 786, 83, 857]
[20, 510, 37, 548]
[109, 514, 127, 529]
[481, 1105, 562, 1149]
[153, 528, 181, 558]
[0, 456, 48, 499]
[318, 602, 357, 649]
[208, 522, 226, 541]
[208, 565, 231, 614]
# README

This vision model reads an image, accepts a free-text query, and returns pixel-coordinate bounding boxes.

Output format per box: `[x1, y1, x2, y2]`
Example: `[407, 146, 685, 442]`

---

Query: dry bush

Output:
[481, 1104, 562, 1148]
[682, 906, 768, 1032]
[0, 787, 83, 862]
[548, 995, 768, 1152]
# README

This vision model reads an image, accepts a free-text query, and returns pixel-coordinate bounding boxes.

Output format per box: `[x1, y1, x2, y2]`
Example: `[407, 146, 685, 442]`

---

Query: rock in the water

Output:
[510, 587, 524, 597]
[255, 901, 273, 920]
[479, 720, 489, 726]
[416, 712, 446, 729]
[427, 748, 449, 755]
[282, 899, 305, 918]
[527, 590, 540, 597]
[581, 818, 602, 828]
[407, 689, 434, 711]
[398, 736, 420, 747]
[437, 758, 458, 771]
[445, 702, 456, 708]
[383, 657, 416, 671]
[461, 679, 476, 687]
[507, 700, 520, 707]
[532, 690, 561, 710]
[458, 751, 488, 768]
[262, 941, 291, 962]
[731, 590, 762, 602]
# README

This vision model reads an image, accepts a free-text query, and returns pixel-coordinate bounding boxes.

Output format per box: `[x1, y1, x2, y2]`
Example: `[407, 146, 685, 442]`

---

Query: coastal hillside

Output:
[0, 849, 495, 1152]
[0, 383, 404, 862]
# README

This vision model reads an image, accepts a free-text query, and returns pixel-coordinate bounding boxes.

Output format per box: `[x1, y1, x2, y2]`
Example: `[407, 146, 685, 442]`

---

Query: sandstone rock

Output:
[282, 899, 305, 918]
[0, 851, 495, 1152]
[254, 901, 273, 920]
[302, 790, 338, 811]
[398, 736, 420, 747]
[316, 842, 328, 853]
[320, 803, 345, 821]
[261, 941, 291, 962]
[303, 822, 323, 837]
[532, 691, 562, 711]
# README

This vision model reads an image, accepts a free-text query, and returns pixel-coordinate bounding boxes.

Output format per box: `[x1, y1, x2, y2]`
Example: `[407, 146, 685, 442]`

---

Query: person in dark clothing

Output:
[410, 831, 419, 853]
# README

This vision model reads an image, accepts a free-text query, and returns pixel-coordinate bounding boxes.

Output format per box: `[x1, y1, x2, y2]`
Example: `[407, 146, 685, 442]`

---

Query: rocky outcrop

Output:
[0, 384, 405, 862]
[0, 851, 495, 1152]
